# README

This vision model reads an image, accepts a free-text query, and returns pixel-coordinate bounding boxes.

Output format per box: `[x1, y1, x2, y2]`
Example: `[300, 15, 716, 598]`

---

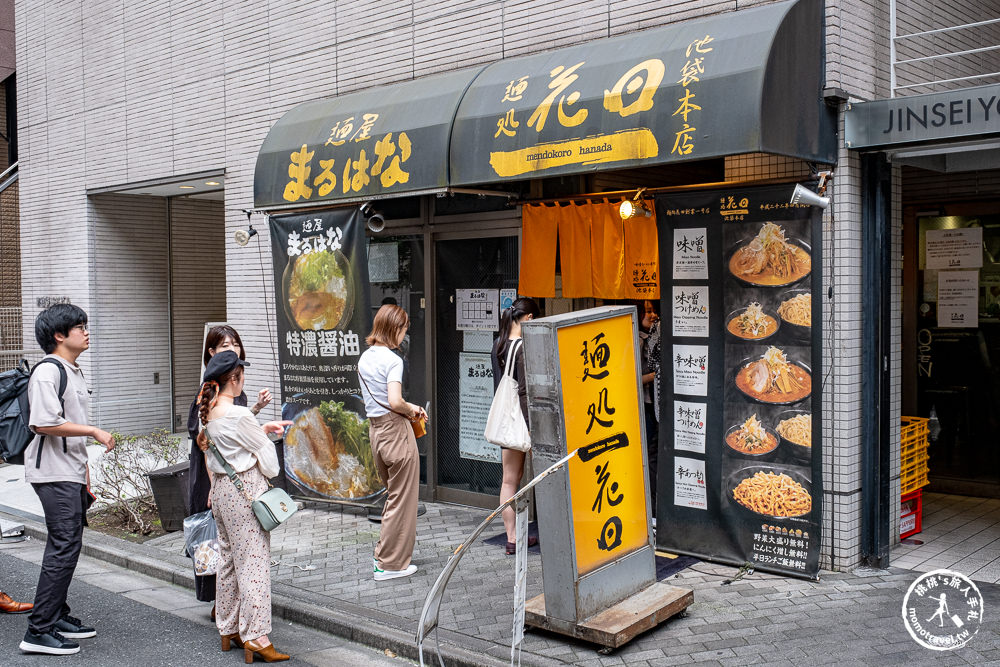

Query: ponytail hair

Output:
[195, 381, 220, 451]
[194, 366, 244, 451]
[492, 297, 540, 359]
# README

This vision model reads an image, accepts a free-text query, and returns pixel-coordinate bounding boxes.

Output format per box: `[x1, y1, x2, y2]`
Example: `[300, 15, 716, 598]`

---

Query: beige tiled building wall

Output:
[17, 0, 969, 569]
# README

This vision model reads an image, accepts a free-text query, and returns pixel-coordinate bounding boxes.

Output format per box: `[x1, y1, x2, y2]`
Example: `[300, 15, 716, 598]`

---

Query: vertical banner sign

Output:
[655, 184, 823, 579]
[269, 209, 377, 502]
[557, 313, 647, 576]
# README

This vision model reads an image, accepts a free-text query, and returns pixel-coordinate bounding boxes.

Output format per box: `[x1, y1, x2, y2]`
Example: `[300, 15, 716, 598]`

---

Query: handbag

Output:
[207, 439, 298, 532]
[484, 339, 531, 452]
[358, 368, 427, 439]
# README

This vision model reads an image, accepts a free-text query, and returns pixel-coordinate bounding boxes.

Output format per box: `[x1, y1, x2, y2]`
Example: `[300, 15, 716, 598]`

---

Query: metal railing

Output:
[890, 2, 1000, 97]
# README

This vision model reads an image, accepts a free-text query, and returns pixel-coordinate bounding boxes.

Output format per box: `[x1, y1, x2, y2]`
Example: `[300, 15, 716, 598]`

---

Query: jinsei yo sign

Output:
[522, 306, 691, 647]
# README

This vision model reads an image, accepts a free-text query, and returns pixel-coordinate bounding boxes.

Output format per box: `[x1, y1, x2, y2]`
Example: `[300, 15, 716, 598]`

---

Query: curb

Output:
[0, 509, 565, 667]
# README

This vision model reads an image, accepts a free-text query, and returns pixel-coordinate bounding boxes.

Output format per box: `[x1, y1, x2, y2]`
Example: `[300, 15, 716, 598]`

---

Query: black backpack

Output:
[0, 358, 68, 465]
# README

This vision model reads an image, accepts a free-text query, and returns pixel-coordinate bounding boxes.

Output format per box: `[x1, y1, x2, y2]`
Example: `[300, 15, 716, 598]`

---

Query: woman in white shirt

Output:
[196, 350, 291, 663]
[358, 304, 428, 581]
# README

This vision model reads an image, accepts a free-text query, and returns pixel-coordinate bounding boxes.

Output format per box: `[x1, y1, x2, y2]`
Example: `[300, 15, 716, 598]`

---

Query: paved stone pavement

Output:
[138, 501, 1000, 666]
[4, 500, 1000, 665]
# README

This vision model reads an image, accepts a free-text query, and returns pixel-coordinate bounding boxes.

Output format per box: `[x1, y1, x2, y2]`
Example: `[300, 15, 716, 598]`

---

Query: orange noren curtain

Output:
[557, 203, 593, 297]
[518, 204, 558, 298]
[590, 201, 625, 299]
[623, 211, 660, 300]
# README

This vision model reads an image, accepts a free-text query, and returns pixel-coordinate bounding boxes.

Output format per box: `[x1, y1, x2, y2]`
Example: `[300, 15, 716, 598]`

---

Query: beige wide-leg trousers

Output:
[369, 412, 420, 571]
[212, 467, 271, 641]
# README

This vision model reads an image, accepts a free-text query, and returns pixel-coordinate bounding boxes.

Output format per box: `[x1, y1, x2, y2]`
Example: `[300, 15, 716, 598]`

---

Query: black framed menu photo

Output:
[655, 184, 823, 579]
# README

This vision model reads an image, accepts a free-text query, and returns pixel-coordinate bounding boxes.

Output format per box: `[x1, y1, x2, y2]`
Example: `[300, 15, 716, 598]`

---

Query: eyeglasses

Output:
[72, 324, 89, 333]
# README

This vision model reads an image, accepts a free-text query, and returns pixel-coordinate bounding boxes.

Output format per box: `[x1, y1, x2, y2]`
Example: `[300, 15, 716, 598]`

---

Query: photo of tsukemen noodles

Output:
[727, 302, 778, 340]
[725, 415, 778, 455]
[735, 346, 811, 404]
[732, 470, 812, 518]
[778, 293, 811, 327]
[729, 222, 811, 286]
[776, 413, 812, 448]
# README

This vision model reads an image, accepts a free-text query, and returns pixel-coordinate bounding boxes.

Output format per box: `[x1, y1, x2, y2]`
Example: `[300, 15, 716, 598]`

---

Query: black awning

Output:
[254, 0, 834, 205]
[450, 0, 834, 185]
[254, 67, 483, 209]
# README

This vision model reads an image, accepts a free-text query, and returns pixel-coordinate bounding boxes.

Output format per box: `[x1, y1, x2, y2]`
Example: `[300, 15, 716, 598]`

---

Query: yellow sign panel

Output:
[557, 313, 648, 576]
[489, 128, 659, 178]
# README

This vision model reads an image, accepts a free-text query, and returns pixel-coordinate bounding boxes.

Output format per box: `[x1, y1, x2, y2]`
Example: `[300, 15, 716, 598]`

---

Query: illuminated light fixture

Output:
[235, 209, 259, 246]
[178, 185, 195, 189]
[619, 187, 651, 220]
[205, 180, 221, 186]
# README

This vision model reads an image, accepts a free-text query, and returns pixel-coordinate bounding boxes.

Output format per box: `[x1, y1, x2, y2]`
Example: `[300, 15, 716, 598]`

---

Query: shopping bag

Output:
[484, 339, 531, 452]
[183, 510, 221, 576]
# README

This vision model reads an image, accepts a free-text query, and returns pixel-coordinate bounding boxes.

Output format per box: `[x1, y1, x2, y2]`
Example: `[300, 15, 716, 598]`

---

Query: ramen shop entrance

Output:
[432, 234, 520, 508]
[902, 203, 1000, 498]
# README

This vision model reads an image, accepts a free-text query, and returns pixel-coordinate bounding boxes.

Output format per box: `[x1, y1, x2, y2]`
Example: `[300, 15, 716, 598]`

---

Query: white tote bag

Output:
[484, 339, 531, 452]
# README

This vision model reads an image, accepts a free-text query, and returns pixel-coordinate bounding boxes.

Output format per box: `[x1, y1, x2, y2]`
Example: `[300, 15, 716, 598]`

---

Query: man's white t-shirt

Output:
[358, 345, 404, 418]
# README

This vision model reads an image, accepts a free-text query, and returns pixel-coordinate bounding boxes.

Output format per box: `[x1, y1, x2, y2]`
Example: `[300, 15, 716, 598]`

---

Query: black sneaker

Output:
[19, 629, 81, 655]
[55, 614, 97, 639]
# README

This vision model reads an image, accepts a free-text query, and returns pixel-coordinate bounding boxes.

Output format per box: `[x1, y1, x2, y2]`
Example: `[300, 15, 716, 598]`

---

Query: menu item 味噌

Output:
[729, 222, 811, 286]
[735, 346, 811, 404]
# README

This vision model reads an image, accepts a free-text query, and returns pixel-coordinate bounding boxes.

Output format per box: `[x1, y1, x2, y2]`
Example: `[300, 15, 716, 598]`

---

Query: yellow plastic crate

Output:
[901, 416, 929, 441]
[900, 417, 931, 495]
[901, 448, 929, 470]
[901, 473, 929, 495]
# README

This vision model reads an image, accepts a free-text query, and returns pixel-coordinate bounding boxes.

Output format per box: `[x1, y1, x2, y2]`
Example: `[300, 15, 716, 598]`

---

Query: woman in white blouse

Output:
[196, 350, 291, 663]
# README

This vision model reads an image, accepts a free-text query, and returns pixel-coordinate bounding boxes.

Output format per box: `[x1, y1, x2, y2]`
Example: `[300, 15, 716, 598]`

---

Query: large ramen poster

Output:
[269, 209, 380, 502]
[655, 184, 822, 579]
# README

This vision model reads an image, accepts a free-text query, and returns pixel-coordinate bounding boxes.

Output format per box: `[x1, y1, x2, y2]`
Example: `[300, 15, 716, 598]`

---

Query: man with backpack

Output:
[18, 304, 115, 656]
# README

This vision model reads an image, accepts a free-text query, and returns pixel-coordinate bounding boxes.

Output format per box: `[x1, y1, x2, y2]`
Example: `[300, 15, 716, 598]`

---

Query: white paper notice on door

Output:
[456, 288, 499, 331]
[925, 228, 983, 270]
[672, 228, 708, 280]
[457, 352, 501, 463]
[673, 456, 707, 510]
[937, 270, 979, 328]
[672, 286, 709, 337]
[673, 401, 707, 454]
[672, 344, 708, 396]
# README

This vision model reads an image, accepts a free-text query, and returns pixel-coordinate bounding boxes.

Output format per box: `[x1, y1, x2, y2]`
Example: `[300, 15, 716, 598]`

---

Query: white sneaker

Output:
[374, 562, 418, 581]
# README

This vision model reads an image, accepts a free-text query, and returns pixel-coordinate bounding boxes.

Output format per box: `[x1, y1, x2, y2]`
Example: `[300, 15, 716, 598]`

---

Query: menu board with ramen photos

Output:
[655, 184, 823, 579]
[270, 209, 378, 503]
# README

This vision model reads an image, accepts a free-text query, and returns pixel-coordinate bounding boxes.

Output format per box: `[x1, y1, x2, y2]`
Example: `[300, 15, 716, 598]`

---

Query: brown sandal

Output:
[244, 639, 289, 663]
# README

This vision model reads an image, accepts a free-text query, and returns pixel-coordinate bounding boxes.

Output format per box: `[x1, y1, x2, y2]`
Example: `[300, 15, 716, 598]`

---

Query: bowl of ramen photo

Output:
[776, 290, 811, 339]
[725, 414, 779, 460]
[282, 398, 383, 502]
[734, 346, 812, 405]
[774, 410, 812, 463]
[726, 302, 780, 342]
[282, 249, 354, 330]
[726, 465, 812, 520]
[728, 222, 811, 287]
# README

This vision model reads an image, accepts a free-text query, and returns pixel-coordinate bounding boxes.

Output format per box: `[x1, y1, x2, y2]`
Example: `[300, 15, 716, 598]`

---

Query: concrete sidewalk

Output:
[1, 498, 998, 666]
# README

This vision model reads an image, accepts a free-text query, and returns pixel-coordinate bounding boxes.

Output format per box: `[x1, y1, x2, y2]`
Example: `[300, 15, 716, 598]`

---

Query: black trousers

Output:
[28, 481, 85, 634]
[643, 402, 659, 510]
